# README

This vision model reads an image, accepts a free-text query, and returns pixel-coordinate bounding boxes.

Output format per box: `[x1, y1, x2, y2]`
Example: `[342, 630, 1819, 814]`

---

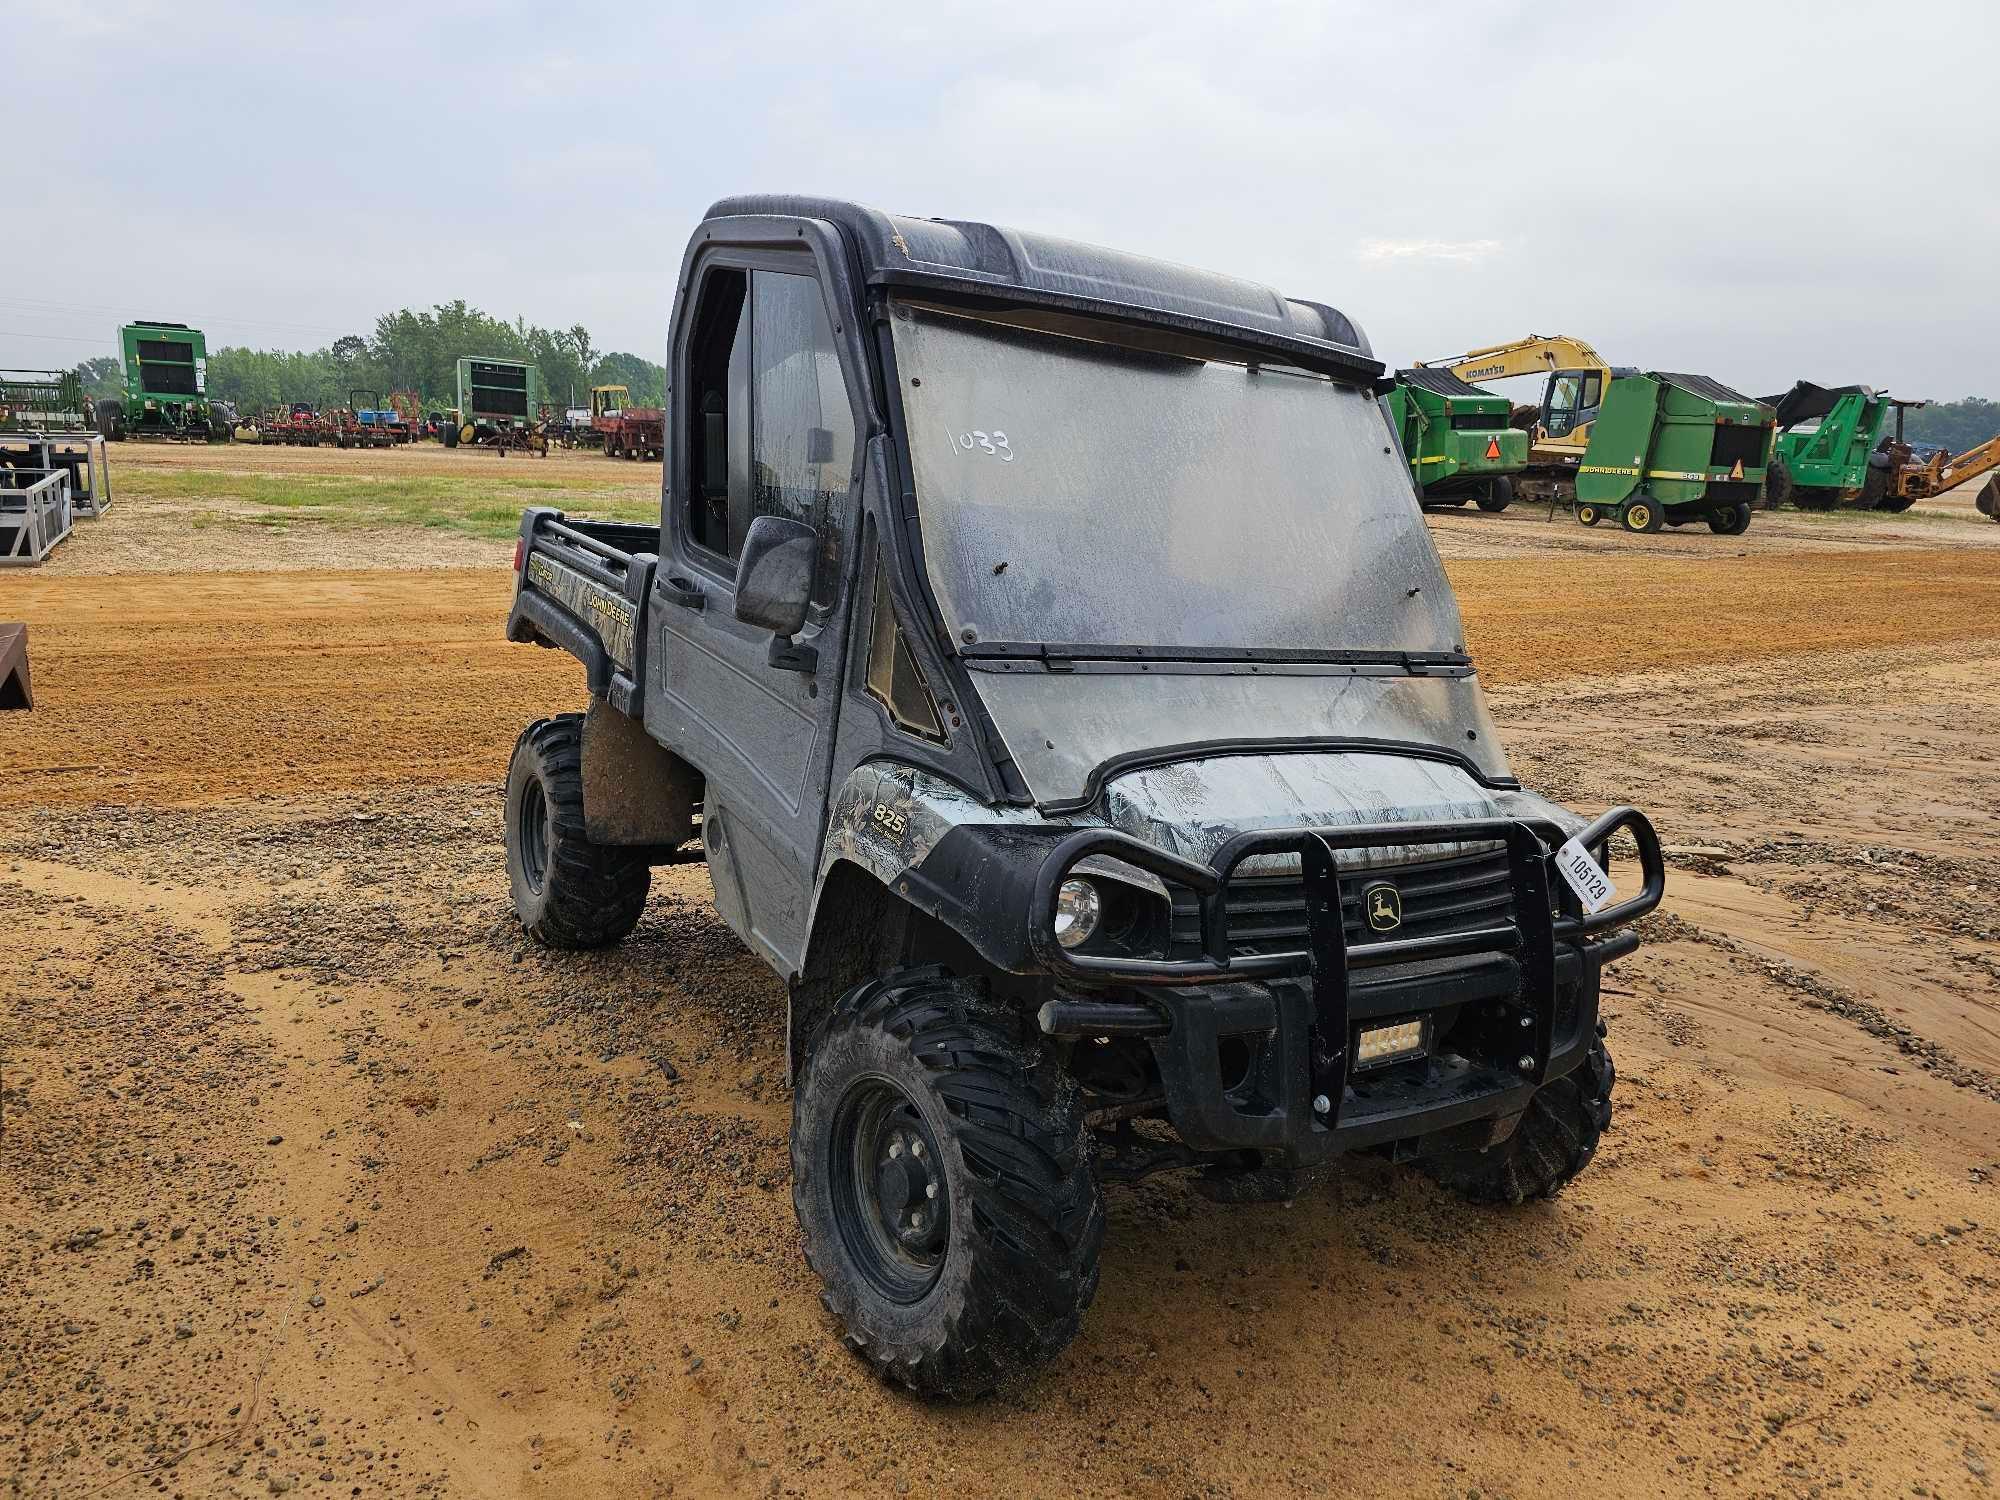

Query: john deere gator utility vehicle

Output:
[1570, 372, 1773, 535]
[496, 193, 1666, 1397]
[1762, 382, 1925, 512]
[97, 322, 226, 441]
[1386, 368, 1527, 511]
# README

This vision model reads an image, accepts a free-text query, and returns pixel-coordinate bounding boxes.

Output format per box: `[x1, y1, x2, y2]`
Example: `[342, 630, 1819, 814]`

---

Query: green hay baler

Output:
[99, 322, 225, 441]
[1571, 372, 1774, 536]
[1386, 367, 1527, 511]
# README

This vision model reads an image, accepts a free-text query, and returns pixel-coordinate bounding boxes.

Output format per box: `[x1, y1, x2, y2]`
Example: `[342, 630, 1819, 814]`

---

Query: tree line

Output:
[74, 300, 665, 416]
[69, 318, 1996, 454]
[1902, 397, 2000, 457]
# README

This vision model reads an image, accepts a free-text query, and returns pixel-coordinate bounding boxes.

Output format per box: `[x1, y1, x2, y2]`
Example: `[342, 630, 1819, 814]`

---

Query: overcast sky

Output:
[10, 0, 1997, 399]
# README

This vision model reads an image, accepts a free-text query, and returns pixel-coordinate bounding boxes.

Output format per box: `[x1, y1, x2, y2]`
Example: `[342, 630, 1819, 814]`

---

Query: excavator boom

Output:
[1419, 334, 1611, 385]
[1418, 335, 1618, 469]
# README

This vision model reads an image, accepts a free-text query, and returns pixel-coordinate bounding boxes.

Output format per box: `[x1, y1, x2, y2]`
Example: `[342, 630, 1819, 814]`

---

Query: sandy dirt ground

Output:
[4, 459, 2000, 1498]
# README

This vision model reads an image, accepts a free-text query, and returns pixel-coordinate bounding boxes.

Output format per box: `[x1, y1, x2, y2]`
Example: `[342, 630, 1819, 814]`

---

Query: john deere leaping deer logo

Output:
[1362, 881, 1402, 933]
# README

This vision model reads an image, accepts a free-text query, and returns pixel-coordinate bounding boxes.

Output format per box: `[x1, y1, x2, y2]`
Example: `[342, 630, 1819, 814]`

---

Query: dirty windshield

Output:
[891, 301, 1460, 656]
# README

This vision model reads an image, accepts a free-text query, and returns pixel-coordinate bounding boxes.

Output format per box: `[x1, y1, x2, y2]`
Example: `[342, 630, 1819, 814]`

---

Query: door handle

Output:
[659, 575, 705, 611]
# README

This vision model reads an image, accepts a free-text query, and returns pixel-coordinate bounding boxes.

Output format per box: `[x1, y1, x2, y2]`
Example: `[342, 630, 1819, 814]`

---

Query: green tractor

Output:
[1568, 371, 1774, 536]
[1762, 381, 1923, 512]
[1386, 367, 1528, 511]
[96, 322, 228, 441]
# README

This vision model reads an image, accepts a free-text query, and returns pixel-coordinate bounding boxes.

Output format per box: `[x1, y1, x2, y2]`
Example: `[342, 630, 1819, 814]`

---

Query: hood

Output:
[1098, 749, 1582, 872]
[971, 667, 1513, 811]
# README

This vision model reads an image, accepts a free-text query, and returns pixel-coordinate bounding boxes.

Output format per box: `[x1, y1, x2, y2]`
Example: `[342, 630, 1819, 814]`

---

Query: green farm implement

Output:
[442, 357, 547, 456]
[1387, 367, 1527, 511]
[1762, 382, 1923, 512]
[1571, 372, 1774, 536]
[98, 322, 227, 441]
[1, 368, 89, 433]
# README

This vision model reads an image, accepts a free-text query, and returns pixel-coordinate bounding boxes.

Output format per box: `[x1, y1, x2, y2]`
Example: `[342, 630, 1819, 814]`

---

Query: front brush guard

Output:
[1029, 808, 1663, 1136]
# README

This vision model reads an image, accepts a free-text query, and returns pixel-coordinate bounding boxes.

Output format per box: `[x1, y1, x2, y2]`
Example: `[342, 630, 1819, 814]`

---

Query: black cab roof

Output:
[703, 194, 1378, 378]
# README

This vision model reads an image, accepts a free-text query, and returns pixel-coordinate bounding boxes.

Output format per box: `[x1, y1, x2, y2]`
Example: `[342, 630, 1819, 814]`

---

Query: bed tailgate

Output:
[508, 506, 659, 716]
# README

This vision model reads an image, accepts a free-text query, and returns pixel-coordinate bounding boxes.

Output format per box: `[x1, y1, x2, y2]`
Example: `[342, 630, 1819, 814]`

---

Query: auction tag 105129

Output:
[1553, 838, 1615, 915]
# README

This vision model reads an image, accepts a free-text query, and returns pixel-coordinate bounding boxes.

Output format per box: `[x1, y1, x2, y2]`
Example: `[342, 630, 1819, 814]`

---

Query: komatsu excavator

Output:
[1418, 335, 1612, 473]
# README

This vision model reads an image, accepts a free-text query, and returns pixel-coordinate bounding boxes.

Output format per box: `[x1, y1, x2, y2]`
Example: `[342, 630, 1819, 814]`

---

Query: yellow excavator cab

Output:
[1418, 335, 1613, 466]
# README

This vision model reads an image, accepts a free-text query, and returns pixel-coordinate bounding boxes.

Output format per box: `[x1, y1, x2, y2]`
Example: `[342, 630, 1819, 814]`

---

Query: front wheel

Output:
[1621, 499, 1663, 533]
[504, 714, 650, 948]
[1424, 1042, 1615, 1205]
[1576, 502, 1601, 527]
[1476, 476, 1513, 513]
[1708, 501, 1752, 535]
[793, 969, 1104, 1399]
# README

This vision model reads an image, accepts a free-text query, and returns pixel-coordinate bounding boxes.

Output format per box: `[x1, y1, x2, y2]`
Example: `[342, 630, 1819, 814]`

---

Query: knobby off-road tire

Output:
[1424, 1042, 1615, 1206]
[793, 969, 1105, 1400]
[504, 714, 650, 949]
[1762, 456, 1791, 510]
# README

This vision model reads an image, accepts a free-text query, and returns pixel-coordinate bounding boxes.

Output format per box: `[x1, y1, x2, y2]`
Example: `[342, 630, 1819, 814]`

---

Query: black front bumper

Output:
[1030, 809, 1662, 1166]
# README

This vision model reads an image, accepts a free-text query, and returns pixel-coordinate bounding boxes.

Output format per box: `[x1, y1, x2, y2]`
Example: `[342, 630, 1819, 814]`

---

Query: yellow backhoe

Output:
[1417, 335, 1612, 471]
[1893, 433, 2000, 521]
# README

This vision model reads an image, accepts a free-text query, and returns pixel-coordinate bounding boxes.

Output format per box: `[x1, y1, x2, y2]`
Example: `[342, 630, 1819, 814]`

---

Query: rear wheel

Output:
[1424, 1042, 1615, 1205]
[1621, 499, 1663, 533]
[1707, 501, 1752, 535]
[1476, 476, 1513, 513]
[1763, 456, 1791, 510]
[504, 714, 650, 949]
[793, 969, 1103, 1399]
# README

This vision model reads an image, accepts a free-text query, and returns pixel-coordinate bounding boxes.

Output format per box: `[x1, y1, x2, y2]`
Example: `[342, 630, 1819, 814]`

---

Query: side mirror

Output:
[733, 515, 815, 639]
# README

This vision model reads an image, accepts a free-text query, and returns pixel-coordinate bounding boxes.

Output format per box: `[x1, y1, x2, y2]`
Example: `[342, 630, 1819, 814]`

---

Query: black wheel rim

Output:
[518, 776, 550, 894]
[830, 1075, 950, 1304]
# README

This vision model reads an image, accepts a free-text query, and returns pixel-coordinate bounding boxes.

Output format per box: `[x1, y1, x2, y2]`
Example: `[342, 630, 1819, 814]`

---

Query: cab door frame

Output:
[645, 218, 879, 974]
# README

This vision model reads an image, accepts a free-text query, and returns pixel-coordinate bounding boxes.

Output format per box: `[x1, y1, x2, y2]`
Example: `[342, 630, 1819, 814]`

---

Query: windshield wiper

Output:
[957, 642, 1472, 674]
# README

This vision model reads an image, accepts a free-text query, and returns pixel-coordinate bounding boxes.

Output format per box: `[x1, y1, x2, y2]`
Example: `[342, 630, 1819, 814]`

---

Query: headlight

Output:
[1053, 878, 1101, 949]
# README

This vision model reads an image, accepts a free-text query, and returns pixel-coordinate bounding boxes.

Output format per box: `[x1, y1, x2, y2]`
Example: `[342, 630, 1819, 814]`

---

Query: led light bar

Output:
[1355, 1018, 1427, 1069]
